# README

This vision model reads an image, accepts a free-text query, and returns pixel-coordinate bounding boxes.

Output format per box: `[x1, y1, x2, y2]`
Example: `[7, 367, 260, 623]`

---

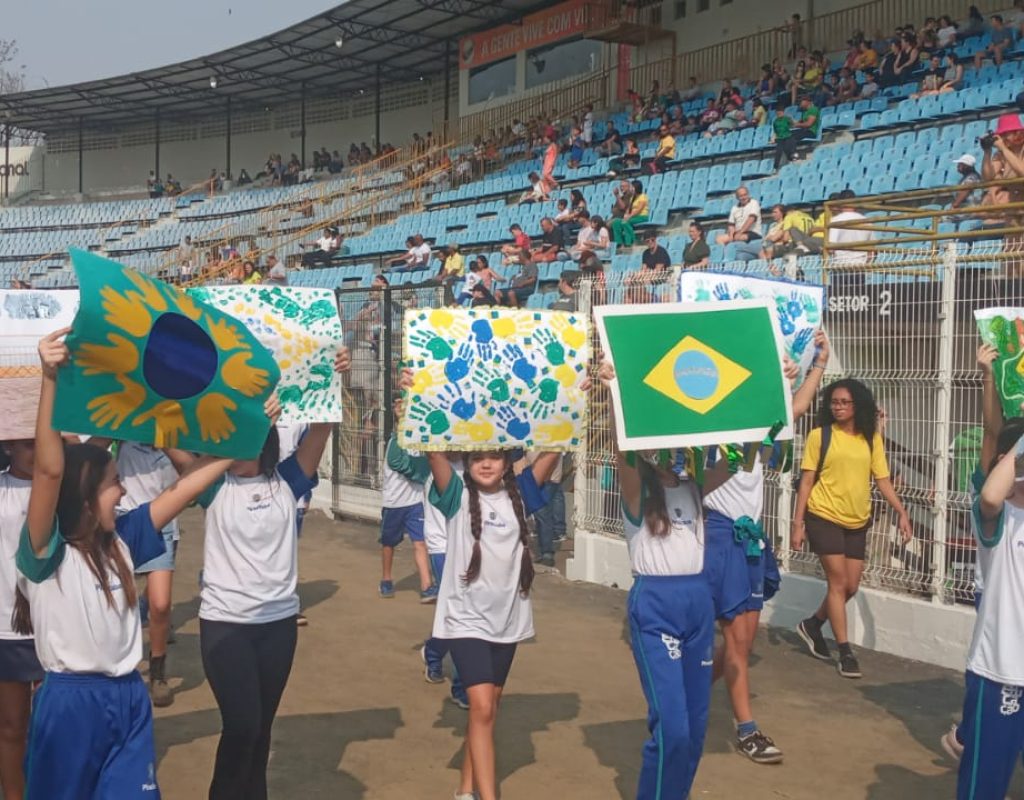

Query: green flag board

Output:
[53, 249, 280, 459]
[593, 299, 793, 450]
[975, 307, 1024, 419]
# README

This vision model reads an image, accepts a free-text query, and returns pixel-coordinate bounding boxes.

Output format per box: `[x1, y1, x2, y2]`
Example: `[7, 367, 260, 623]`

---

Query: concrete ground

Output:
[141, 508, 999, 800]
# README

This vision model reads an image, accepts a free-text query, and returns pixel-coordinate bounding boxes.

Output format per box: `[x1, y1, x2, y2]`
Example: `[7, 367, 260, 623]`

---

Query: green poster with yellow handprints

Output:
[975, 307, 1024, 419]
[54, 249, 279, 460]
[188, 285, 343, 424]
[399, 307, 589, 451]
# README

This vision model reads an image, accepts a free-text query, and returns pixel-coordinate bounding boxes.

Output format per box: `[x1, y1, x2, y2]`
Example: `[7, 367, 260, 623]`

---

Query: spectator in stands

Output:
[649, 125, 677, 173]
[548, 270, 580, 312]
[681, 75, 702, 101]
[495, 248, 538, 307]
[750, 98, 769, 127]
[683, 221, 711, 267]
[499, 225, 532, 267]
[572, 214, 611, 264]
[894, 32, 921, 80]
[699, 98, 722, 132]
[951, 154, 983, 220]
[165, 173, 182, 195]
[877, 39, 900, 88]
[147, 170, 162, 198]
[756, 64, 777, 105]
[828, 190, 874, 269]
[975, 15, 1014, 68]
[911, 54, 944, 98]
[265, 254, 287, 285]
[582, 103, 595, 145]
[717, 186, 763, 249]
[519, 171, 550, 205]
[241, 260, 262, 285]
[860, 70, 880, 98]
[789, 192, 838, 255]
[626, 234, 672, 303]
[300, 228, 339, 269]
[610, 178, 636, 221]
[531, 217, 570, 263]
[554, 198, 574, 230]
[610, 180, 650, 247]
[176, 235, 195, 277]
[771, 105, 794, 170]
[936, 15, 958, 49]
[470, 255, 503, 306]
[965, 5, 985, 37]
[598, 121, 623, 157]
[777, 96, 820, 165]
[760, 203, 814, 260]
[783, 12, 803, 58]
[541, 134, 559, 193]
[569, 189, 588, 222]
[608, 138, 641, 177]
[568, 127, 586, 169]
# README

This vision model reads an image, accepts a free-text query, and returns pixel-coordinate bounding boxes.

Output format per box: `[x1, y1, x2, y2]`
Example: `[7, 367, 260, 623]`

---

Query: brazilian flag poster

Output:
[593, 299, 793, 450]
[52, 249, 280, 460]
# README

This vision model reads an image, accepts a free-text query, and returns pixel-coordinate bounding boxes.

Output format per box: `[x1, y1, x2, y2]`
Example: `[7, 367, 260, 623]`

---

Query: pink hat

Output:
[996, 114, 1024, 136]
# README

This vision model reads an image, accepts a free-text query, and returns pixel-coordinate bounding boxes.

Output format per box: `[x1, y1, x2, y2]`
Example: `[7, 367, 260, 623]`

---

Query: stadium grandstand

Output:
[5, 0, 1024, 671]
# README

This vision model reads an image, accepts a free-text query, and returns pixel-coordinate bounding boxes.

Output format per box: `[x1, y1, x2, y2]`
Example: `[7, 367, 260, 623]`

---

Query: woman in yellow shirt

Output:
[610, 180, 650, 247]
[791, 379, 912, 680]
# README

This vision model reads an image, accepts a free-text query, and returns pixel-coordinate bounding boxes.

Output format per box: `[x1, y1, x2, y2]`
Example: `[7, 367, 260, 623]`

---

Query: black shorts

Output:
[446, 638, 518, 688]
[0, 638, 44, 683]
[805, 511, 868, 560]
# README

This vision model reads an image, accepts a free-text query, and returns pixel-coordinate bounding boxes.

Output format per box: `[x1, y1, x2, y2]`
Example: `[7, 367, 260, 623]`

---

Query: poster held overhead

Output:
[593, 299, 793, 451]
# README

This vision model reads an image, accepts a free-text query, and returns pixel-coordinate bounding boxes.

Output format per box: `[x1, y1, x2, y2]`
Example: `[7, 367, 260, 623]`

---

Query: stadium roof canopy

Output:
[0, 0, 550, 134]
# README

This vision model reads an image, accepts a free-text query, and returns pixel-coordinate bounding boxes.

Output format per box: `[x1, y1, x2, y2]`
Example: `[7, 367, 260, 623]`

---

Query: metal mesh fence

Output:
[330, 242, 1023, 605]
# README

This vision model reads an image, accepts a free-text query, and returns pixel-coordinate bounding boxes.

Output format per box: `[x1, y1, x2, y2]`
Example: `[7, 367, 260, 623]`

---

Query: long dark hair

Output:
[462, 455, 534, 596]
[817, 378, 879, 443]
[258, 426, 280, 479]
[636, 458, 672, 537]
[13, 444, 138, 635]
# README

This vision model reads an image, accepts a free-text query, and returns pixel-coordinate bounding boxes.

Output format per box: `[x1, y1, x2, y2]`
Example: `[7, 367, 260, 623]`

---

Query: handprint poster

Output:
[52, 249, 280, 459]
[399, 307, 589, 451]
[678, 272, 825, 379]
[975, 307, 1024, 418]
[594, 300, 792, 451]
[188, 285, 343, 424]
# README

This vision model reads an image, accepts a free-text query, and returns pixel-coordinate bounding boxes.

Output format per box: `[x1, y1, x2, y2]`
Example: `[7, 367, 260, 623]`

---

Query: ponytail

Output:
[637, 458, 671, 537]
[462, 471, 484, 586]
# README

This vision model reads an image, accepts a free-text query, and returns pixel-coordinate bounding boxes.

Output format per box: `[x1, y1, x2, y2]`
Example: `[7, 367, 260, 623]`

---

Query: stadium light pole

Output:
[225, 96, 232, 180]
[443, 39, 451, 136]
[3, 123, 9, 202]
[300, 82, 307, 170]
[77, 117, 84, 195]
[375, 63, 381, 155]
[154, 109, 161, 180]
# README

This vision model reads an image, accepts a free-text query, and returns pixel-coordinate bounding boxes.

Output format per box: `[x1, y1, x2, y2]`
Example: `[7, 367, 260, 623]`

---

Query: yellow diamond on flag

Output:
[643, 335, 751, 415]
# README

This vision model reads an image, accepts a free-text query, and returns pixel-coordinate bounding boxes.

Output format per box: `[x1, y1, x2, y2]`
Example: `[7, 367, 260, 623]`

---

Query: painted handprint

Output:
[534, 420, 576, 445]
[694, 283, 711, 301]
[713, 283, 732, 301]
[776, 306, 796, 336]
[444, 342, 474, 383]
[452, 419, 495, 443]
[551, 315, 587, 349]
[533, 329, 566, 366]
[470, 319, 496, 360]
[471, 361, 511, 402]
[787, 291, 803, 320]
[790, 327, 814, 357]
[438, 383, 477, 421]
[736, 288, 754, 299]
[406, 401, 451, 435]
[501, 343, 538, 385]
[409, 330, 454, 361]
[495, 405, 532, 441]
[801, 293, 820, 324]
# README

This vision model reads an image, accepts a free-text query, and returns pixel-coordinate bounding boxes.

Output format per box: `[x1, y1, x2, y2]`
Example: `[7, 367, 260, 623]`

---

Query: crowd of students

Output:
[1, 294, 1023, 800]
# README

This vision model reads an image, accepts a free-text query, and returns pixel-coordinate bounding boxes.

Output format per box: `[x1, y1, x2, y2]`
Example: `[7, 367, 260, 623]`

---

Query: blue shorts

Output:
[702, 510, 769, 621]
[0, 638, 43, 683]
[26, 671, 158, 800]
[958, 670, 1024, 800]
[134, 529, 175, 574]
[429, 553, 446, 584]
[380, 504, 425, 547]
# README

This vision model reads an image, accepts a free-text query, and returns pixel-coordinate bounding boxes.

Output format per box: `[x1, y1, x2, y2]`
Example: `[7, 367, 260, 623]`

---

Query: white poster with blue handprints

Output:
[399, 307, 589, 451]
[678, 272, 825, 380]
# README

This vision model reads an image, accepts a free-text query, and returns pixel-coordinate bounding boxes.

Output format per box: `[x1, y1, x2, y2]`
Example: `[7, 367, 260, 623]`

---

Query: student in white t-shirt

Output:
[0, 437, 40, 800]
[15, 330, 240, 800]
[426, 448, 559, 800]
[195, 347, 349, 800]
[959, 420, 1024, 800]
[598, 359, 715, 800]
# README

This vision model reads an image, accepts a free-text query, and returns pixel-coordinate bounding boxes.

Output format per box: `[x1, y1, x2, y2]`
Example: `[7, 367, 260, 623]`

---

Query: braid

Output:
[462, 472, 484, 586]
[504, 468, 535, 596]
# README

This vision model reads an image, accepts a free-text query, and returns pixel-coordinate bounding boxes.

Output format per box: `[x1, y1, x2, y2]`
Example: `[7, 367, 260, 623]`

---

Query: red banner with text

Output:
[459, 0, 590, 70]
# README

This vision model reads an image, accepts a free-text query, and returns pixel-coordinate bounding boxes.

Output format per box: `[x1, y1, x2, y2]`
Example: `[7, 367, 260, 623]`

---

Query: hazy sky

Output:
[8, 1, 341, 90]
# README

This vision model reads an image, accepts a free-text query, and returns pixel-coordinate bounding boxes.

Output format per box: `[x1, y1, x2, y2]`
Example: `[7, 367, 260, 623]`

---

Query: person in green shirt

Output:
[771, 106, 793, 169]
[775, 97, 820, 167]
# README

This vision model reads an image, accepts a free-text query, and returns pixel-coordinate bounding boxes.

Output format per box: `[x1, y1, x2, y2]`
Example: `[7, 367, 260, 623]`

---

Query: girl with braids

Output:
[426, 448, 560, 800]
[793, 378, 912, 680]
[598, 358, 714, 800]
[15, 329, 249, 800]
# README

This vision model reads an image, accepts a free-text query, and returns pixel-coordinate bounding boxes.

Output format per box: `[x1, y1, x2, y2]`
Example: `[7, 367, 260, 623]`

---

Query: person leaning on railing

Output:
[980, 113, 1024, 275]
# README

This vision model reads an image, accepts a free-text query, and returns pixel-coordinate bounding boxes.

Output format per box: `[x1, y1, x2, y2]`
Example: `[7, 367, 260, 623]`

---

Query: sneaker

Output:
[538, 554, 556, 568]
[379, 580, 395, 599]
[736, 730, 784, 764]
[296, 613, 308, 627]
[941, 724, 964, 763]
[837, 651, 862, 679]
[421, 645, 444, 684]
[420, 585, 439, 604]
[150, 678, 173, 708]
[454, 793, 478, 800]
[450, 687, 470, 710]
[796, 618, 832, 661]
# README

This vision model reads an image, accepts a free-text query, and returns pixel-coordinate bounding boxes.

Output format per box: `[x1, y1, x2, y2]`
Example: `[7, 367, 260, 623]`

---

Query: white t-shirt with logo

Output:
[17, 505, 163, 675]
[117, 441, 180, 541]
[430, 470, 547, 642]
[383, 436, 428, 509]
[728, 199, 763, 237]
[198, 456, 317, 624]
[0, 473, 32, 640]
[703, 460, 765, 522]
[828, 211, 872, 265]
[622, 480, 705, 576]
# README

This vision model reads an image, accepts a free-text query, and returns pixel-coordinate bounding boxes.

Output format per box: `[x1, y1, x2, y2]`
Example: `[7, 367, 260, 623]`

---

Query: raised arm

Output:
[979, 343, 1003, 471]
[792, 330, 830, 420]
[149, 455, 233, 530]
[26, 328, 71, 555]
[294, 346, 350, 478]
[598, 360, 643, 519]
[527, 452, 562, 486]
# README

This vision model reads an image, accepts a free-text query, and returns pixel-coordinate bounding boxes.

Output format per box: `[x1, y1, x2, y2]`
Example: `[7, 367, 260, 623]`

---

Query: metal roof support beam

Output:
[226, 96, 232, 180]
[300, 82, 307, 170]
[77, 117, 84, 195]
[375, 64, 381, 152]
[155, 108, 161, 180]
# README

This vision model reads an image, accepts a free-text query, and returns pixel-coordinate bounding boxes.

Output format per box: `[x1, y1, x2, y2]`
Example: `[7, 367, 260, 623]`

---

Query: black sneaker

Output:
[837, 651, 862, 679]
[736, 730, 784, 764]
[796, 618, 832, 661]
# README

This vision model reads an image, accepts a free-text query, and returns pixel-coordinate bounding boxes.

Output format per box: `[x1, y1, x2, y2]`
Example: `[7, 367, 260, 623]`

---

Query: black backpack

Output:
[794, 424, 832, 490]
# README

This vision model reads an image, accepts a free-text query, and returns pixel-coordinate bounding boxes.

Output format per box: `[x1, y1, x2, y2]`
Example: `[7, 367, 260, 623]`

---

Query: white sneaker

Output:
[454, 793, 478, 800]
